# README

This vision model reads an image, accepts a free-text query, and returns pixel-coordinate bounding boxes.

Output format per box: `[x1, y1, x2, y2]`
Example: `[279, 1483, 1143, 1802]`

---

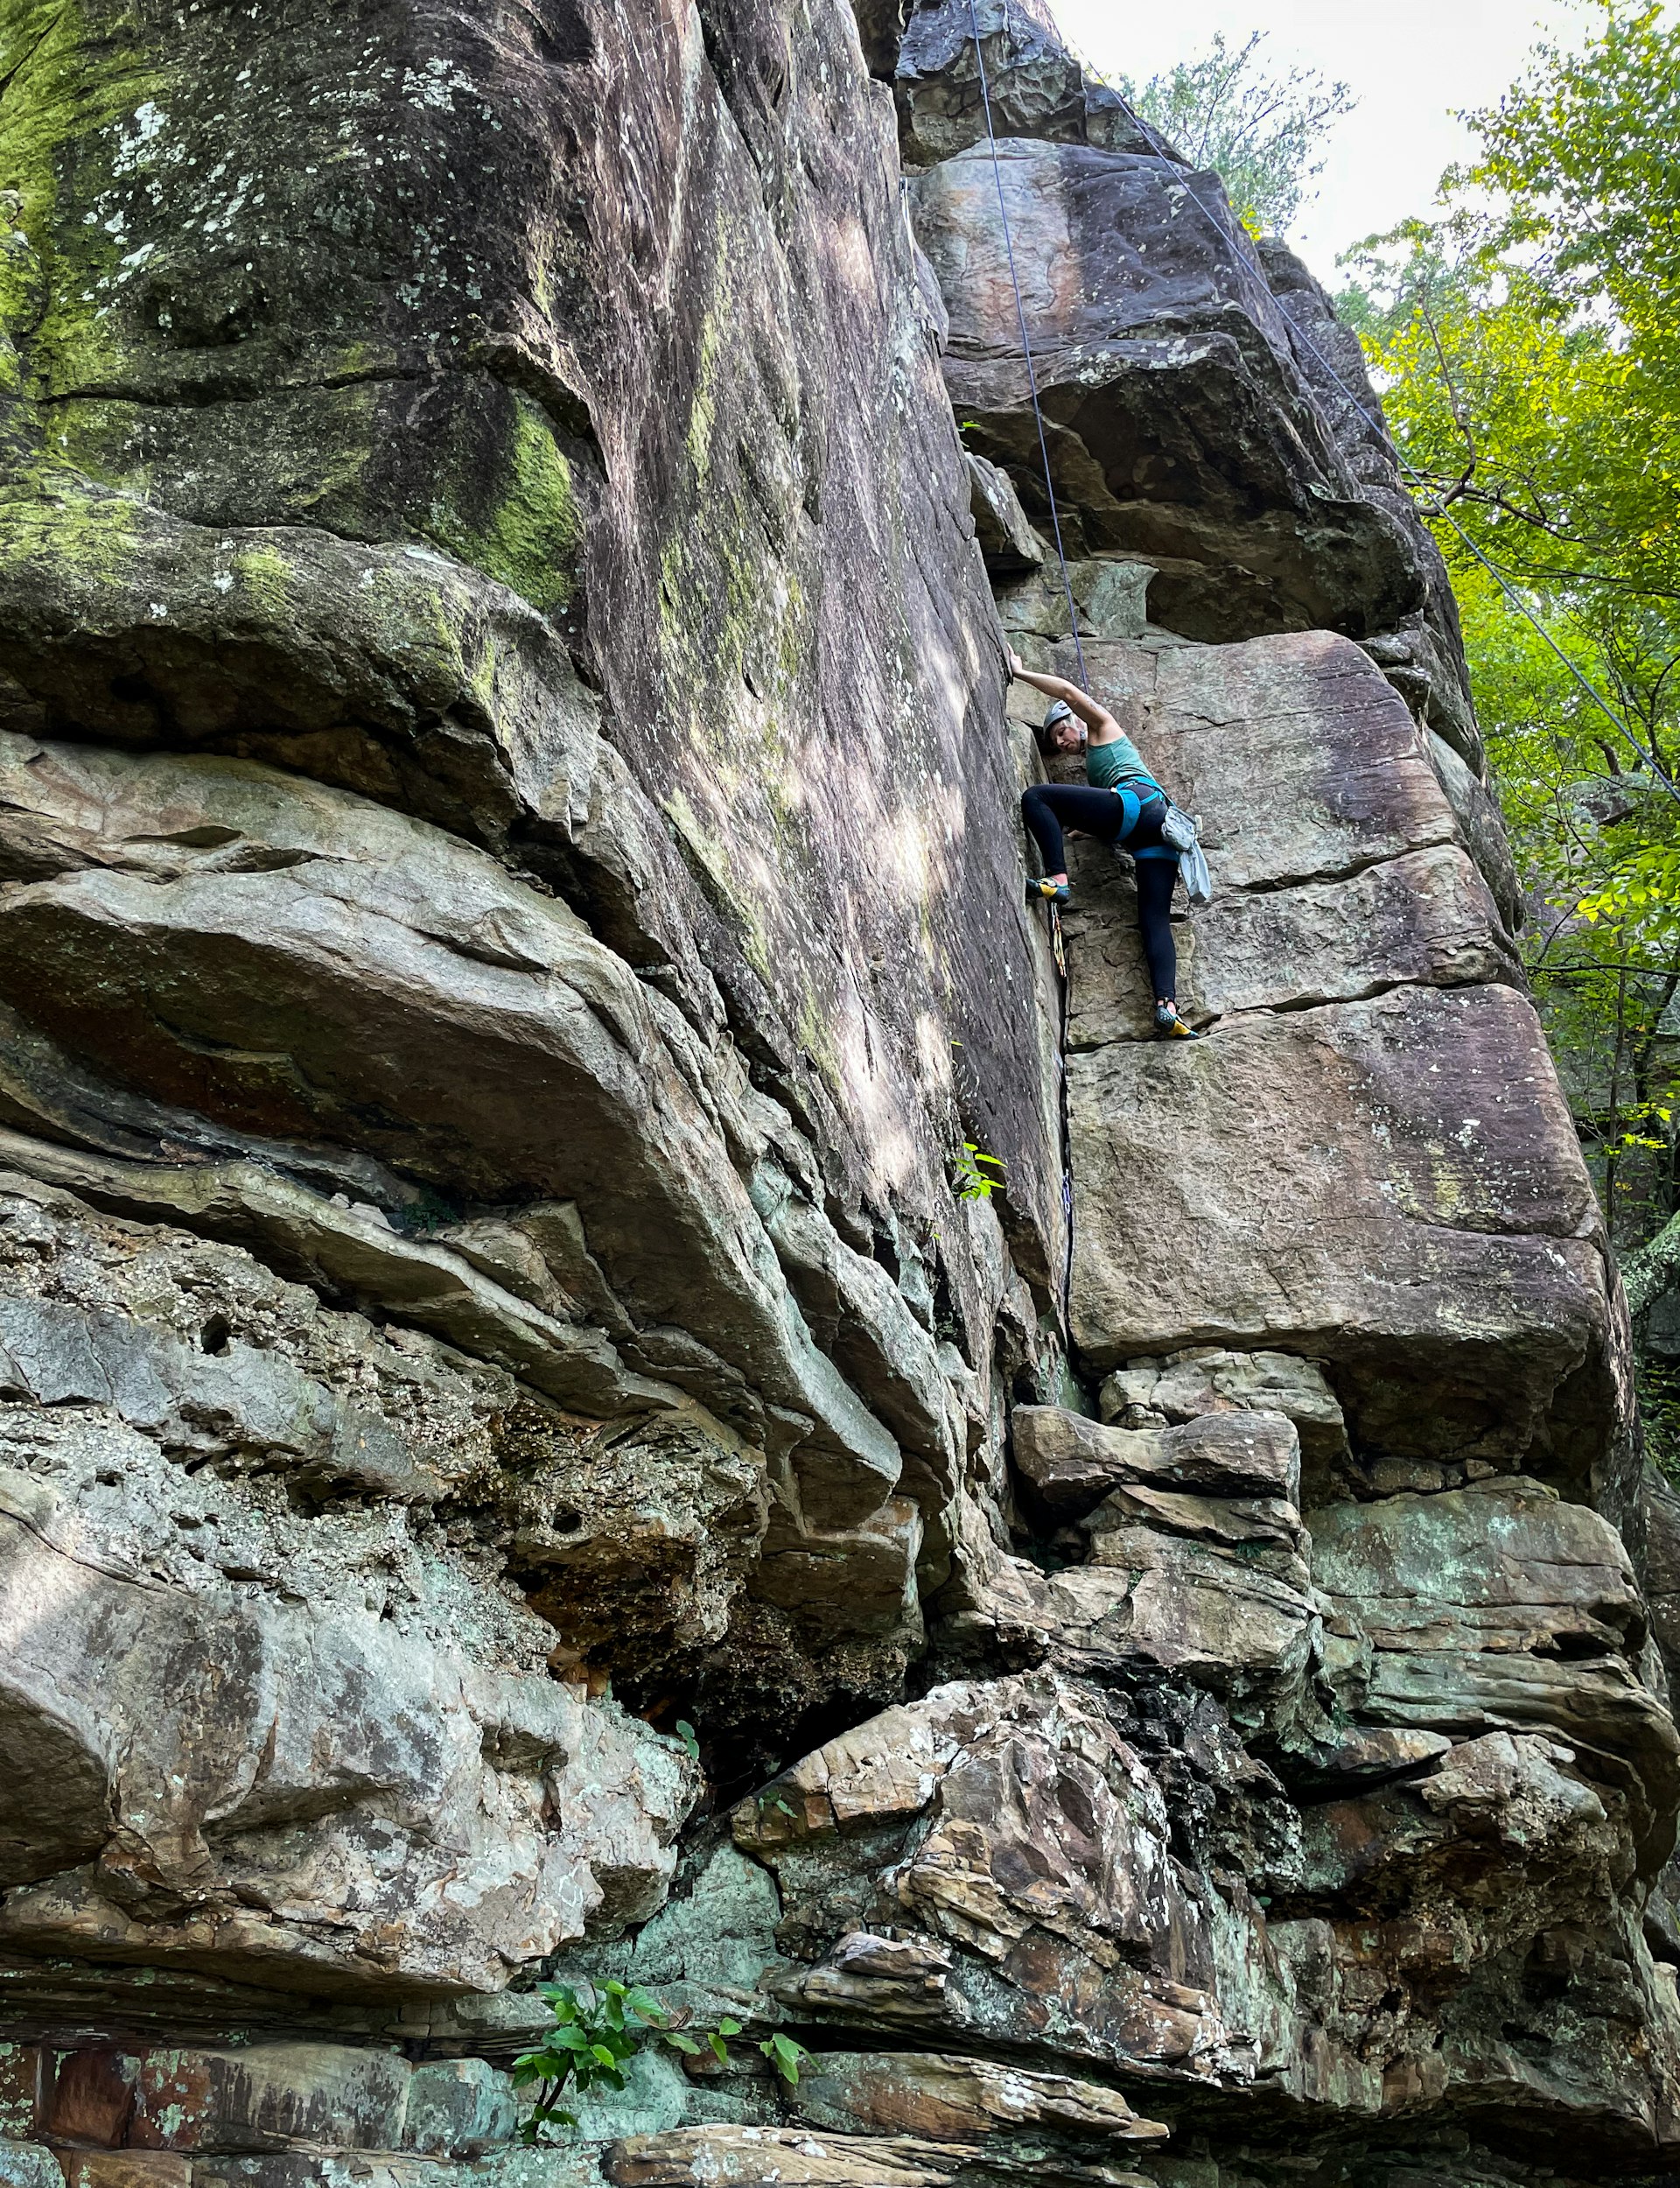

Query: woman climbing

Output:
[1011, 651, 1200, 1041]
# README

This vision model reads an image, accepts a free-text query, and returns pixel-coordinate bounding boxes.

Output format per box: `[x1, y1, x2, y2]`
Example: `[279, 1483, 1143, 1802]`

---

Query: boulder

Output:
[0, 1168, 698, 1996]
[0, 1471, 692, 1991]
[1425, 726, 1525, 928]
[1012, 1405, 1301, 1517]
[0, 2044, 42, 2140]
[968, 1546, 1317, 1735]
[1098, 1348, 1350, 1480]
[0, 2151, 61, 2188]
[734, 1674, 1254, 2082]
[1069, 983, 1621, 1481]
[910, 144, 1430, 641]
[605, 2128, 968, 2188]
[0, 734, 908, 1526]
[0, 0, 1062, 1294]
[997, 555, 1156, 643]
[1258, 238, 1480, 755]
[1312, 1479, 1680, 1869]
[1365, 618, 1486, 774]
[963, 451, 1043, 573]
[1084, 1480, 1307, 1587]
[0, 1154, 776, 1694]
[1071, 631, 1464, 892]
[788, 2050, 1166, 2144]
[1065, 842, 1516, 1044]
[45, 2044, 512, 2159]
[894, 0, 1172, 167]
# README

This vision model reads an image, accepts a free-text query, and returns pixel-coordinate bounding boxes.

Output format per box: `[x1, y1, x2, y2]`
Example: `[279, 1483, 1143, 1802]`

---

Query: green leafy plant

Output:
[514, 1981, 660, 2141]
[674, 1719, 701, 1761]
[668, 2010, 742, 2067]
[951, 1140, 1005, 1202]
[513, 1980, 809, 2143]
[762, 2033, 809, 2085]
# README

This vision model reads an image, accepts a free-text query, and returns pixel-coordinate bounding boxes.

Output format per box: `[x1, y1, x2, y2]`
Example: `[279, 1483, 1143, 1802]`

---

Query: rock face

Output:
[0, 4, 1675, 2188]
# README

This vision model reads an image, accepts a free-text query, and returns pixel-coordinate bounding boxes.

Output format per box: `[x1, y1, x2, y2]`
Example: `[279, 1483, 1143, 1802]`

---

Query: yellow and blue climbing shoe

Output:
[1153, 1002, 1201, 1040]
[1026, 878, 1069, 905]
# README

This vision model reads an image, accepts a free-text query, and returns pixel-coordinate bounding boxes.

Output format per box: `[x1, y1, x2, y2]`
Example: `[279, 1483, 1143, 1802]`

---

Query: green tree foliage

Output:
[1124, 32, 1354, 236]
[1340, 2, 1680, 1450]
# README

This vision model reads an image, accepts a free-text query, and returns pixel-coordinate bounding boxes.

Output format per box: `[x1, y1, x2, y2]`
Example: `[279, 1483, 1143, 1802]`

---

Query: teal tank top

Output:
[1087, 734, 1161, 796]
[1088, 734, 1177, 859]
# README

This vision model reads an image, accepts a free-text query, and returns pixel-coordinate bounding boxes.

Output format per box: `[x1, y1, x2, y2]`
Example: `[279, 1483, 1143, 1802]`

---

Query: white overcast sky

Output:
[1051, 0, 1586, 277]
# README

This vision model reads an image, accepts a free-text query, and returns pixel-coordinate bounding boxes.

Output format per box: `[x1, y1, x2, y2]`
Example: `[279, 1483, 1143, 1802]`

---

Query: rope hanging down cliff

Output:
[964, 0, 1083, 1320]
[964, 0, 1088, 690]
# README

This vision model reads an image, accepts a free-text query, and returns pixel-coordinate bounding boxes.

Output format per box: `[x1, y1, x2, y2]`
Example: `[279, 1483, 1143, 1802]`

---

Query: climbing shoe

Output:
[1026, 878, 1069, 905]
[1154, 1002, 1201, 1041]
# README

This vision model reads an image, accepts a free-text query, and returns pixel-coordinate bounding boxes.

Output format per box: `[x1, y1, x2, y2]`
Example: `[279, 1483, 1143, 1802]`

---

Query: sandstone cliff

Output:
[0, 4, 1674, 2186]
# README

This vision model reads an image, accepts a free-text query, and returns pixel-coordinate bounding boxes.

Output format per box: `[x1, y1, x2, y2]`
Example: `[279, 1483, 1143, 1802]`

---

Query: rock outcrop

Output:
[0, 3, 1676, 2187]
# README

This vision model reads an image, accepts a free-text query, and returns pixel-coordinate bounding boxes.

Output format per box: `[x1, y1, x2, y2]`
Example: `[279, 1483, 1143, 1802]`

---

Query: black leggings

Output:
[1021, 782, 1180, 1003]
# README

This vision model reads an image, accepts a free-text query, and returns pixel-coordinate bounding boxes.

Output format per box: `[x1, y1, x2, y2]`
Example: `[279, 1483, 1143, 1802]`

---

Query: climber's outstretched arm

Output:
[1007, 651, 1121, 742]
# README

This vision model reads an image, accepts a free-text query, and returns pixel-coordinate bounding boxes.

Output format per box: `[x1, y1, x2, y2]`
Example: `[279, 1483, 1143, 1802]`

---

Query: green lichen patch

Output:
[0, 466, 147, 596]
[424, 388, 583, 618]
[0, 0, 169, 400]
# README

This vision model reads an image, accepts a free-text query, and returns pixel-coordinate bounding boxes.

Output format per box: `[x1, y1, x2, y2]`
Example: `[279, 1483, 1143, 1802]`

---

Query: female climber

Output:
[1010, 651, 1200, 1041]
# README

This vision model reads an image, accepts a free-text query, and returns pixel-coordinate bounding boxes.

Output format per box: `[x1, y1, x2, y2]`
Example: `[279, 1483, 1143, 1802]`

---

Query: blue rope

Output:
[966, 4, 1083, 1325]
[965, 0, 1090, 686]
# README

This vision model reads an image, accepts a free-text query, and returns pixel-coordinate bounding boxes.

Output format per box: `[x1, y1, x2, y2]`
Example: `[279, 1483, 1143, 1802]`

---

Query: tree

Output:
[1124, 32, 1354, 238]
[1340, 1, 1680, 1456]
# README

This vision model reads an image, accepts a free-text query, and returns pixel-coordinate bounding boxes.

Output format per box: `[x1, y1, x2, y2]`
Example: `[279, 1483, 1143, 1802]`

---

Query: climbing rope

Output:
[965, 0, 1089, 688]
[965, 1, 1081, 1326]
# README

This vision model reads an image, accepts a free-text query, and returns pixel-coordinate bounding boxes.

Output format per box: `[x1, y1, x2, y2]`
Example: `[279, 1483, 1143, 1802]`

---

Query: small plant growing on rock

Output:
[759, 2032, 810, 2085]
[951, 1140, 1005, 1202]
[514, 1979, 809, 2142]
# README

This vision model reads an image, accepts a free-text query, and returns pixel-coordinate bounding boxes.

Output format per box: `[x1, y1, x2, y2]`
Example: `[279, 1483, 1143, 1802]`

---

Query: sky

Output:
[1052, 0, 1586, 277]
